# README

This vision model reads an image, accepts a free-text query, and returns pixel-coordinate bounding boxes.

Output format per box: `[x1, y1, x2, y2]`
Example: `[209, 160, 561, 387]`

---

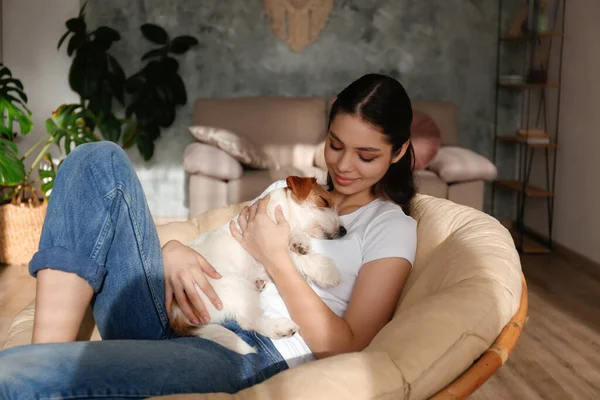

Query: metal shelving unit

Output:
[491, 0, 566, 254]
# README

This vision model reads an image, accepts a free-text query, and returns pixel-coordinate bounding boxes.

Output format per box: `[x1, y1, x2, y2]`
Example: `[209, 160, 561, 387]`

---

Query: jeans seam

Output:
[253, 332, 288, 373]
[116, 185, 169, 338]
[90, 189, 117, 265]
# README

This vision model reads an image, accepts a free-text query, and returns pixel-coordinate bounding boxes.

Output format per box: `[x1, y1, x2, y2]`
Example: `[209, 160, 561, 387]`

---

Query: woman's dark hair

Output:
[326, 73, 416, 215]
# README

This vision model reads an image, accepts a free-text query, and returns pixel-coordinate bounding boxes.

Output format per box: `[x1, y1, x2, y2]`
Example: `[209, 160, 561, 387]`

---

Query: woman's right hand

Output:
[162, 240, 223, 325]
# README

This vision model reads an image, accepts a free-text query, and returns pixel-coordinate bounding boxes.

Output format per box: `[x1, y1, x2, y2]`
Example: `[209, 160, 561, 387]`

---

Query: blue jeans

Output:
[0, 142, 288, 399]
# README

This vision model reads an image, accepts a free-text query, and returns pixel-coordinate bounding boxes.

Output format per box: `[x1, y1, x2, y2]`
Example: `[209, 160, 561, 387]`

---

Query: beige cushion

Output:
[427, 146, 498, 183]
[183, 142, 243, 181]
[7, 195, 522, 400]
[188, 126, 277, 170]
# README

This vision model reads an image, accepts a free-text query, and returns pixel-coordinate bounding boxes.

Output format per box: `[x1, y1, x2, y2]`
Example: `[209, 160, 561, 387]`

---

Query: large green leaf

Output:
[0, 96, 33, 139]
[0, 138, 25, 186]
[47, 104, 98, 155]
[97, 112, 121, 142]
[0, 65, 33, 139]
[169, 35, 198, 54]
[136, 131, 154, 161]
[141, 24, 168, 45]
[66, 17, 86, 34]
[39, 153, 60, 200]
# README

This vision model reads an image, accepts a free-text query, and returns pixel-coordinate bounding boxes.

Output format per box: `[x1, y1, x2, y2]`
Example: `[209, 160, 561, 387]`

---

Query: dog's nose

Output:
[339, 226, 347, 237]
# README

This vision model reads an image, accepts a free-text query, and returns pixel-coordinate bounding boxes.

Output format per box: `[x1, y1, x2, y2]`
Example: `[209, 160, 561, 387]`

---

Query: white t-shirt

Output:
[251, 180, 418, 368]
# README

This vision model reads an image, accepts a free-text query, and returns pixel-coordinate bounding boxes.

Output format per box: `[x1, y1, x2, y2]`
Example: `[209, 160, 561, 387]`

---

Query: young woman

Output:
[0, 73, 417, 399]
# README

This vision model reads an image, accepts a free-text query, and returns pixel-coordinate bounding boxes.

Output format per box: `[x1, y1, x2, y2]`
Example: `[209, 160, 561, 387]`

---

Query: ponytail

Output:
[373, 142, 416, 215]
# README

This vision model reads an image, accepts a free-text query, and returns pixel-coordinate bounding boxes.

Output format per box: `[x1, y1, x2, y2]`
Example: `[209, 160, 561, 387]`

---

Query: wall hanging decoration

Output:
[264, 0, 333, 52]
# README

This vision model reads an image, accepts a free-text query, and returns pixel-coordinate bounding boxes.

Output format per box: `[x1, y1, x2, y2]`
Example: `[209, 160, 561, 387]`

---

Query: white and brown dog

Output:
[169, 176, 345, 354]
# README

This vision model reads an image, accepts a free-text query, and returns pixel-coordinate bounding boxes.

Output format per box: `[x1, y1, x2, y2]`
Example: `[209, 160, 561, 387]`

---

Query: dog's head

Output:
[282, 176, 346, 240]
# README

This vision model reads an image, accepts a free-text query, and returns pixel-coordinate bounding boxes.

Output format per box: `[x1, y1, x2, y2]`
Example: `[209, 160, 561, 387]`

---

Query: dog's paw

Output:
[313, 257, 341, 288]
[290, 241, 309, 255]
[257, 318, 299, 339]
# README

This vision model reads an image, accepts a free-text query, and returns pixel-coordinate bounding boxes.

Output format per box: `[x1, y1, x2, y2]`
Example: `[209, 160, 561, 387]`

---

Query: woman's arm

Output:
[229, 195, 412, 358]
[265, 253, 411, 358]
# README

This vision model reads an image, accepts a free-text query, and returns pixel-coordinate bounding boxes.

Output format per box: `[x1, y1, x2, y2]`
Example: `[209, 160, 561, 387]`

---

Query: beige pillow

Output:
[427, 146, 497, 183]
[183, 142, 243, 181]
[188, 126, 277, 170]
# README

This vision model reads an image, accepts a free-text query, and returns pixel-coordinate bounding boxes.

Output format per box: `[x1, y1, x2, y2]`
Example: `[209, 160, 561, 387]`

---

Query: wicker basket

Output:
[0, 187, 48, 266]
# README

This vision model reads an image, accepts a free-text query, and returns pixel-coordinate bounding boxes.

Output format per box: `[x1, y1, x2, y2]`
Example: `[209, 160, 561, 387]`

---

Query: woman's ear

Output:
[391, 140, 410, 164]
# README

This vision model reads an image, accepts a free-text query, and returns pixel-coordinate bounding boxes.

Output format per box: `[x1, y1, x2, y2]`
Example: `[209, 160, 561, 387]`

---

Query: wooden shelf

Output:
[499, 81, 560, 89]
[497, 136, 557, 148]
[500, 31, 563, 41]
[495, 180, 553, 197]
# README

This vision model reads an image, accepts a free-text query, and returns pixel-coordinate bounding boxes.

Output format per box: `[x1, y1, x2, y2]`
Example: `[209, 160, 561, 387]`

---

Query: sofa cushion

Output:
[411, 110, 441, 170]
[188, 126, 277, 170]
[427, 146, 498, 183]
[183, 142, 243, 181]
[415, 169, 447, 199]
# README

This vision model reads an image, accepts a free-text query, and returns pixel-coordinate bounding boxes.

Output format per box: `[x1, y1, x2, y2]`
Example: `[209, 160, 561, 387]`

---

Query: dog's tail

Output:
[191, 325, 257, 355]
[169, 302, 256, 355]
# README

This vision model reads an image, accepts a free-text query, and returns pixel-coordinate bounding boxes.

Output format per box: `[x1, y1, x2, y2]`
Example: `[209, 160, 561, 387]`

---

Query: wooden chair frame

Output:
[431, 273, 528, 399]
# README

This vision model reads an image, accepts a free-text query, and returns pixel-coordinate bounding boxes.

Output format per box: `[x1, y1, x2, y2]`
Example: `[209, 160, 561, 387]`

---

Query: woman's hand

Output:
[162, 240, 223, 325]
[229, 195, 290, 269]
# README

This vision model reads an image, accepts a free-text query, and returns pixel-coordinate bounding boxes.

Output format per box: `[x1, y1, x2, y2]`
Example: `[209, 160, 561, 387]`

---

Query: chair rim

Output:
[430, 272, 528, 399]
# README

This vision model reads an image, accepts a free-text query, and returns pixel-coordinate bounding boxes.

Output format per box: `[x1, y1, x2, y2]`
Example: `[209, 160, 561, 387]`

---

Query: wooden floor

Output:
[1, 253, 599, 399]
[471, 253, 600, 400]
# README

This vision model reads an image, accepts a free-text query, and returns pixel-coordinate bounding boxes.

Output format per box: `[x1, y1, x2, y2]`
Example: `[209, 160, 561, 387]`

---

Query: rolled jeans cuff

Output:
[29, 247, 107, 293]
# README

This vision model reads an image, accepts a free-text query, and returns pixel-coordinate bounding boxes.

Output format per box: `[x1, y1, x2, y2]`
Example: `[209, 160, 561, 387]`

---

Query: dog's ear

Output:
[286, 176, 314, 201]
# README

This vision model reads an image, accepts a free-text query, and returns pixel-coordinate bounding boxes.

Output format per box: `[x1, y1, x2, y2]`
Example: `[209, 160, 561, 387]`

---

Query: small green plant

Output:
[0, 73, 99, 203]
[0, 63, 34, 201]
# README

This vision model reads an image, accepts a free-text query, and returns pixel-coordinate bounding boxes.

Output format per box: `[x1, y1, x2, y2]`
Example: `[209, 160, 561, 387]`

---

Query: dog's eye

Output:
[318, 196, 330, 208]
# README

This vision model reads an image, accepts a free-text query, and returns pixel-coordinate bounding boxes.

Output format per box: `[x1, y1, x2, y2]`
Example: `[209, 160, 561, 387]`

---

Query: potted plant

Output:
[54, 1, 199, 161]
[0, 64, 96, 265]
[0, 63, 45, 265]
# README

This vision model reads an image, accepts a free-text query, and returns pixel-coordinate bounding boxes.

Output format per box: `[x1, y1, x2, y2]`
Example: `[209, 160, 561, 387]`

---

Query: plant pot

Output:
[0, 198, 47, 266]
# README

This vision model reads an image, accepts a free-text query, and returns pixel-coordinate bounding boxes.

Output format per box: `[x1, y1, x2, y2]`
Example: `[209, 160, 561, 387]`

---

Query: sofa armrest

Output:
[183, 142, 243, 181]
[427, 146, 497, 183]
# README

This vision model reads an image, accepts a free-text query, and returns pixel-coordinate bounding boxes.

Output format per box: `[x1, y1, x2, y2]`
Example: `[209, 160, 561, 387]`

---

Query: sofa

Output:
[5, 194, 524, 400]
[183, 96, 497, 218]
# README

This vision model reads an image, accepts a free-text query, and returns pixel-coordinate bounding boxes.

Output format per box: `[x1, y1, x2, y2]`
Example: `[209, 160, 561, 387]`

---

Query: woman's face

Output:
[324, 113, 407, 198]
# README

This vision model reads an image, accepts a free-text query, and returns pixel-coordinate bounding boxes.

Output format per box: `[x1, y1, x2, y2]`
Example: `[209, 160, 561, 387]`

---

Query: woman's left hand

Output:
[229, 194, 290, 268]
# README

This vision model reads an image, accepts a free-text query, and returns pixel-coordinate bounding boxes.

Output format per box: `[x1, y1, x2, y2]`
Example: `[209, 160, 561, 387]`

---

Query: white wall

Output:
[525, 0, 600, 264]
[2, 0, 81, 171]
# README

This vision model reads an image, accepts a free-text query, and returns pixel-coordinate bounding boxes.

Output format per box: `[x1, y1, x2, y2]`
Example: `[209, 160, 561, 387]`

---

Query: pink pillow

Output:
[411, 110, 441, 170]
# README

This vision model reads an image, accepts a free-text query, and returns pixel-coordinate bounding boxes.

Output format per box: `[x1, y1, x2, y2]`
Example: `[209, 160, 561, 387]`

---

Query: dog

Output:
[168, 176, 346, 355]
